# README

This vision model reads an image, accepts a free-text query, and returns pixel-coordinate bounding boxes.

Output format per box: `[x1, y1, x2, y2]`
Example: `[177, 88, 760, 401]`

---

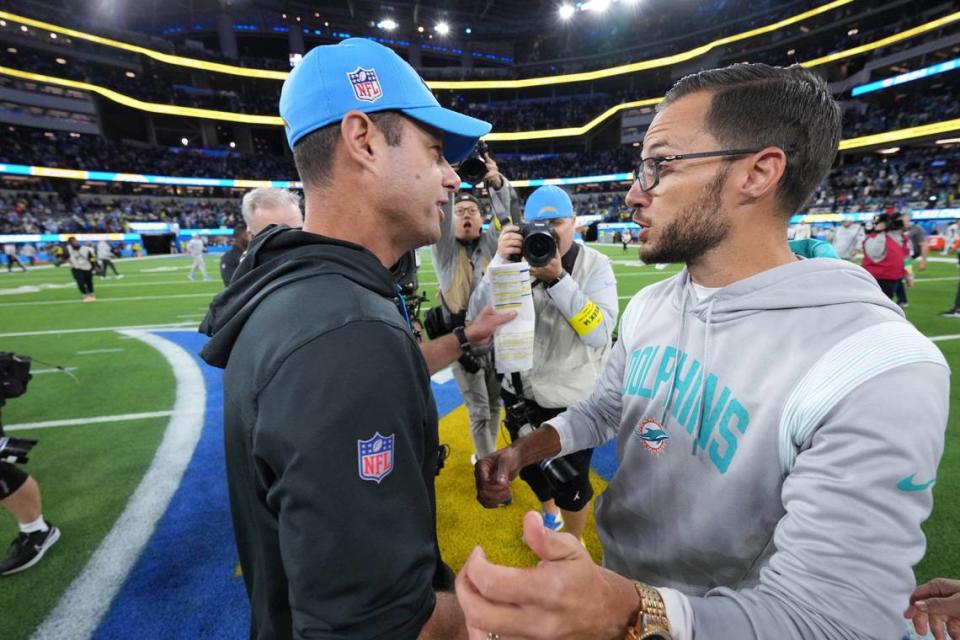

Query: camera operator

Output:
[468, 185, 618, 540]
[862, 210, 912, 299]
[65, 236, 97, 302]
[427, 152, 515, 461]
[0, 353, 60, 576]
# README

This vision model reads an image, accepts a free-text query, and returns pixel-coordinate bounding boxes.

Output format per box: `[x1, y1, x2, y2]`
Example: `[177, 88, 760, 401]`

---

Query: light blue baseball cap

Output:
[280, 38, 491, 164]
[524, 185, 574, 221]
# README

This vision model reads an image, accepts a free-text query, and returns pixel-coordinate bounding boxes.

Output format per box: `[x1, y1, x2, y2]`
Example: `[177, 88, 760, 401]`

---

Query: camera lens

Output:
[459, 157, 487, 184]
[523, 231, 557, 267]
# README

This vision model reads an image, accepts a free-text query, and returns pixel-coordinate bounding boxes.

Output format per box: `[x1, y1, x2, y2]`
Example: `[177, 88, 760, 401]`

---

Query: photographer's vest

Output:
[862, 232, 910, 281]
[441, 243, 490, 314]
[512, 244, 611, 409]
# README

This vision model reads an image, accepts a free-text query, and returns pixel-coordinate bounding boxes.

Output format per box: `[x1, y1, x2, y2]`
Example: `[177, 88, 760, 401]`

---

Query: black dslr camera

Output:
[510, 222, 559, 268]
[0, 435, 37, 465]
[0, 352, 36, 464]
[458, 140, 490, 185]
[873, 210, 905, 232]
[503, 383, 577, 486]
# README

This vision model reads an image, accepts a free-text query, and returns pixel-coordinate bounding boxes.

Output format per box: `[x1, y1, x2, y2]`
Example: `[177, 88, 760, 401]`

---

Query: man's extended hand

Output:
[474, 446, 523, 507]
[465, 305, 516, 349]
[456, 512, 635, 640]
[905, 577, 960, 640]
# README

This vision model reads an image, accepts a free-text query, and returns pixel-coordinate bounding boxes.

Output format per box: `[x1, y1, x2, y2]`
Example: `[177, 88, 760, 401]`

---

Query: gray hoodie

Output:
[549, 258, 949, 639]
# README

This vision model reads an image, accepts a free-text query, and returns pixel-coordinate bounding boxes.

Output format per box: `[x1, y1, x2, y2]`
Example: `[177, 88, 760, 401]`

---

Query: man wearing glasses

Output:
[429, 155, 516, 463]
[462, 63, 948, 640]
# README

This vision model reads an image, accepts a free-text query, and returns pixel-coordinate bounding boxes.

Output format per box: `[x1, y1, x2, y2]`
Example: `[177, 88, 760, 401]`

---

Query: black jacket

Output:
[200, 226, 442, 640]
[219, 243, 244, 285]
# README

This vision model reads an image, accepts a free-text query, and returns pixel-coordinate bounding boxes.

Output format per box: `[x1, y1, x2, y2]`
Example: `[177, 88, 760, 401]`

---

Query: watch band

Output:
[453, 325, 471, 353]
[546, 271, 567, 289]
[626, 583, 673, 640]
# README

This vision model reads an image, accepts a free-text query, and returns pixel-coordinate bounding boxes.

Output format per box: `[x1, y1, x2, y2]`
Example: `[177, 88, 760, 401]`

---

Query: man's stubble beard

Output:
[639, 166, 731, 266]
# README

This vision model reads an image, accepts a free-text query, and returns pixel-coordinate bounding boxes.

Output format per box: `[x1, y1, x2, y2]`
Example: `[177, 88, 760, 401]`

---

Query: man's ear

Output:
[734, 146, 788, 206]
[338, 111, 381, 174]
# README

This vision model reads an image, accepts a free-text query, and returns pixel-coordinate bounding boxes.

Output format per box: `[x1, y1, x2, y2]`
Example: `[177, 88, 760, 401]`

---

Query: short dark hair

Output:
[660, 63, 841, 214]
[292, 110, 405, 188]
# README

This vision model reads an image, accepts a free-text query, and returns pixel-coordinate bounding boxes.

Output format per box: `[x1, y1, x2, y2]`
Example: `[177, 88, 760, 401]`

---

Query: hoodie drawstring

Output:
[658, 273, 689, 427]
[691, 297, 716, 455]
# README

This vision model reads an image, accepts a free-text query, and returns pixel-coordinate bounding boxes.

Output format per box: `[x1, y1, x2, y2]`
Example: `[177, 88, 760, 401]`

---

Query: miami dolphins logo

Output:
[634, 418, 669, 454]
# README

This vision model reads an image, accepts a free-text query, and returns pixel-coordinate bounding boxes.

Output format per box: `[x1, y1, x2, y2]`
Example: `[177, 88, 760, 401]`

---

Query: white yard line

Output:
[914, 277, 960, 283]
[93, 279, 220, 288]
[0, 321, 197, 338]
[1, 292, 215, 307]
[31, 367, 78, 375]
[930, 333, 960, 342]
[5, 410, 179, 431]
[76, 348, 125, 355]
[32, 330, 206, 640]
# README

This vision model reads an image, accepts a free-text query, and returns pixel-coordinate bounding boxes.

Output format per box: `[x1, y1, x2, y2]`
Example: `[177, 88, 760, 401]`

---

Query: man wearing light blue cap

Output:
[201, 38, 512, 640]
[469, 185, 619, 541]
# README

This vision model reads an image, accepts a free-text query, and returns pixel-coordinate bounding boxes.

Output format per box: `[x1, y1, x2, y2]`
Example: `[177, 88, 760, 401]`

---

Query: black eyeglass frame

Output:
[632, 147, 776, 192]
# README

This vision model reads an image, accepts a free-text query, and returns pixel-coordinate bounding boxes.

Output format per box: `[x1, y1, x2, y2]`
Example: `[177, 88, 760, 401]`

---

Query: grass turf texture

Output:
[0, 249, 956, 639]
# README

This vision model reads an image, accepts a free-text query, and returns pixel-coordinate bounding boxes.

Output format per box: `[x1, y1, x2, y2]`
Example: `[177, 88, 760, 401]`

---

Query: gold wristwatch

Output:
[625, 582, 673, 640]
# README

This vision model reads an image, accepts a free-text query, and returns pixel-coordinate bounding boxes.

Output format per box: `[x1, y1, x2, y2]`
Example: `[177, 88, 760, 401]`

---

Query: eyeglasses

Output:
[453, 206, 481, 217]
[632, 148, 766, 192]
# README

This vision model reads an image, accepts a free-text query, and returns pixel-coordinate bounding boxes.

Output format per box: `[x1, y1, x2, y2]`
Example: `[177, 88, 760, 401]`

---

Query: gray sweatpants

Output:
[451, 352, 502, 458]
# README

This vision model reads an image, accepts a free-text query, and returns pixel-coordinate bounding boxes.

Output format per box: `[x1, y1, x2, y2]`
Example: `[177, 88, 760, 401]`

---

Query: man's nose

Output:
[625, 180, 651, 216]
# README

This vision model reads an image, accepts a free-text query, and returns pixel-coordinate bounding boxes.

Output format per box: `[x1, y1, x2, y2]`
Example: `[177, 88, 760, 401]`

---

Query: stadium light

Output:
[2, 1, 935, 90]
[435, 22, 450, 35]
[582, 0, 612, 12]
[559, 5, 575, 20]
[6, 47, 16, 54]
[125, 70, 135, 78]
[49, 32, 56, 39]
[877, 147, 900, 154]
[55, 57, 66, 64]
[377, 19, 398, 31]
[417, 25, 424, 33]
[181, 137, 189, 146]
[936, 138, 960, 144]
[465, 27, 472, 34]
[229, 141, 236, 149]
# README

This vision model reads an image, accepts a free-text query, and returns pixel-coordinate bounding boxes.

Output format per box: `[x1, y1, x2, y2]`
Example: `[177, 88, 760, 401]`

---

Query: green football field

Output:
[0, 246, 957, 639]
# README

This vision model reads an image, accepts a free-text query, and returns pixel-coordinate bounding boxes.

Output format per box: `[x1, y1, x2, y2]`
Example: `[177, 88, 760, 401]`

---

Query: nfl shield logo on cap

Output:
[347, 67, 383, 103]
[357, 432, 395, 483]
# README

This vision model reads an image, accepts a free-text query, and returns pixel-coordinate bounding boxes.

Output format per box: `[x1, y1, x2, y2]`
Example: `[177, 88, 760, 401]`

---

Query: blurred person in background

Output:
[96, 239, 122, 279]
[186, 235, 212, 281]
[65, 237, 96, 302]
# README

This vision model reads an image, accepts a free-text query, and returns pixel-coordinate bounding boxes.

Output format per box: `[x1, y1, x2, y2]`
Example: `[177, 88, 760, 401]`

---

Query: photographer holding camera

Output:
[862, 209, 912, 299]
[468, 185, 618, 540]
[427, 150, 516, 461]
[0, 352, 60, 576]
